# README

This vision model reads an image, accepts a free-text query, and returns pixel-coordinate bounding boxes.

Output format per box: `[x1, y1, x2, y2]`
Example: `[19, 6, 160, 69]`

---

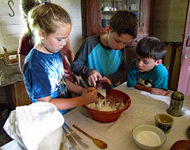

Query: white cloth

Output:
[62, 83, 190, 150]
[3, 102, 64, 150]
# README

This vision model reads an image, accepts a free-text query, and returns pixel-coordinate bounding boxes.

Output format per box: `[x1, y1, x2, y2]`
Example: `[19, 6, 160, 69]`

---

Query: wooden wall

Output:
[153, 0, 188, 90]
[153, 0, 187, 42]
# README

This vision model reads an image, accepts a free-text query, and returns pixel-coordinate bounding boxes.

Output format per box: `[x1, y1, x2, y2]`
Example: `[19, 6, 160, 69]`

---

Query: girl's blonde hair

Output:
[28, 2, 71, 44]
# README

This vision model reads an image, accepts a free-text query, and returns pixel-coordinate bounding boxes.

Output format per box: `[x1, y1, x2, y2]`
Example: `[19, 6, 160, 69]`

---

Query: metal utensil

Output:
[73, 124, 107, 149]
[62, 126, 81, 150]
[63, 123, 89, 149]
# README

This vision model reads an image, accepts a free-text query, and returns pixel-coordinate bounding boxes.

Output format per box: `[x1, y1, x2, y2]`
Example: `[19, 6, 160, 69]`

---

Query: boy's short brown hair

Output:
[136, 37, 167, 60]
[109, 10, 138, 38]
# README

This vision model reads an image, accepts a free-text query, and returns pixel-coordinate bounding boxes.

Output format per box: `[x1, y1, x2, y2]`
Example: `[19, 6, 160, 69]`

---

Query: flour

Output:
[87, 88, 125, 111]
[87, 97, 125, 111]
[98, 88, 107, 98]
[136, 131, 161, 146]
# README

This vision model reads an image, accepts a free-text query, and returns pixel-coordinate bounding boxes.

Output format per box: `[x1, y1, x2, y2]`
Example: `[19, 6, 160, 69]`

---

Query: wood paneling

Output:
[6, 81, 32, 110]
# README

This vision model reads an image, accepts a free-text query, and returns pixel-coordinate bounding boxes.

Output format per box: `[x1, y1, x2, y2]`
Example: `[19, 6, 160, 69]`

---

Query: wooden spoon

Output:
[79, 76, 90, 92]
[79, 76, 99, 109]
[73, 124, 108, 149]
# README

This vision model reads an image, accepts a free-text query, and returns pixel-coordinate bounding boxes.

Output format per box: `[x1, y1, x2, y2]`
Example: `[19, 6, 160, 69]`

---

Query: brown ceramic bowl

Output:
[96, 79, 111, 95]
[170, 140, 190, 150]
[83, 89, 131, 123]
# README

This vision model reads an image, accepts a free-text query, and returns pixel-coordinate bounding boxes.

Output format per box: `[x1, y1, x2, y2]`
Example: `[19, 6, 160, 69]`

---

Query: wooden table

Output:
[1, 82, 190, 150]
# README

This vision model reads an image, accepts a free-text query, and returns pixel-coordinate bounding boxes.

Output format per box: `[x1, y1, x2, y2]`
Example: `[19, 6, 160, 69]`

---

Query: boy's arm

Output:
[71, 39, 94, 79]
[105, 48, 126, 85]
[127, 59, 138, 87]
[134, 83, 171, 96]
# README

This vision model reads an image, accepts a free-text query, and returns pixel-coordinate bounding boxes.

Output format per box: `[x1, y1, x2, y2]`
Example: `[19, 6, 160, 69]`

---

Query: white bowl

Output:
[132, 124, 166, 150]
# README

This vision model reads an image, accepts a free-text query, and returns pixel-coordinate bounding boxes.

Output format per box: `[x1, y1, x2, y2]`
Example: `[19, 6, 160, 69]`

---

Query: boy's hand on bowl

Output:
[88, 70, 102, 87]
[102, 77, 112, 86]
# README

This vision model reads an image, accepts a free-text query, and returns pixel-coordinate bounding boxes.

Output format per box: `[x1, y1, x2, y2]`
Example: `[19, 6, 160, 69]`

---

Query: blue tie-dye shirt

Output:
[23, 49, 68, 114]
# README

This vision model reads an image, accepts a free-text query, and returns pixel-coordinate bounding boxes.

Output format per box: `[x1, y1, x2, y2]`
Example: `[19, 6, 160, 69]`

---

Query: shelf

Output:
[101, 11, 115, 13]
[101, 10, 140, 13]
[86, 0, 154, 38]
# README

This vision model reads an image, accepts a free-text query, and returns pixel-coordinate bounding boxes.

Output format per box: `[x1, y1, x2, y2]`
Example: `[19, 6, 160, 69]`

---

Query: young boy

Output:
[71, 10, 138, 87]
[127, 37, 170, 96]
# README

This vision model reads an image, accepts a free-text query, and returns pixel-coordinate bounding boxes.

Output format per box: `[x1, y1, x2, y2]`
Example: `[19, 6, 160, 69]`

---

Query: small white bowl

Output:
[132, 124, 166, 150]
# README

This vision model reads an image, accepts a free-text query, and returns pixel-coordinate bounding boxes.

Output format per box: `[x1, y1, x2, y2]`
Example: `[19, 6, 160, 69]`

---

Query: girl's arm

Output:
[66, 78, 84, 94]
[37, 91, 97, 110]
[37, 79, 98, 110]
[38, 89, 97, 111]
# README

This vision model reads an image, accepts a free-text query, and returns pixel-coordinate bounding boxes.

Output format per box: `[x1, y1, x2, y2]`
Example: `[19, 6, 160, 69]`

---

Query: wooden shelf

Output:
[86, 0, 155, 38]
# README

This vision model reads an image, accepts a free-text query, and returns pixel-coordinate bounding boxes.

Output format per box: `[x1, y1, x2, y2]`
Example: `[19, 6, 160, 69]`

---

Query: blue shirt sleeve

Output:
[127, 59, 138, 87]
[151, 64, 169, 91]
[127, 59, 169, 91]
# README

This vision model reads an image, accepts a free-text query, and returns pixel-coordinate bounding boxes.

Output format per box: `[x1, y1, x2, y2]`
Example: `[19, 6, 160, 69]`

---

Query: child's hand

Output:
[102, 77, 112, 86]
[88, 70, 102, 87]
[81, 87, 98, 104]
[164, 90, 171, 95]
[150, 88, 171, 96]
[134, 84, 171, 96]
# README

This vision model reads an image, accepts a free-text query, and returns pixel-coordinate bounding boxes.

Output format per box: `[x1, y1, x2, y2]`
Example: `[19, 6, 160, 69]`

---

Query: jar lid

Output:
[171, 91, 184, 100]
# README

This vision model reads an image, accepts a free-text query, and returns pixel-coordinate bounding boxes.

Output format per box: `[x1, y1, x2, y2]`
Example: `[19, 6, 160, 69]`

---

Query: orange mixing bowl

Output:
[83, 89, 131, 123]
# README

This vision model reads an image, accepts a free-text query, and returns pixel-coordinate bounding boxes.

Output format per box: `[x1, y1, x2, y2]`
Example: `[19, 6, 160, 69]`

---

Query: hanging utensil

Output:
[8, 0, 15, 17]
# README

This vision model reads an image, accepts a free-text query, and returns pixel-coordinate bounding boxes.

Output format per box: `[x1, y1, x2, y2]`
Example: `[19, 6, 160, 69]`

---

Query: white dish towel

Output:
[3, 102, 64, 150]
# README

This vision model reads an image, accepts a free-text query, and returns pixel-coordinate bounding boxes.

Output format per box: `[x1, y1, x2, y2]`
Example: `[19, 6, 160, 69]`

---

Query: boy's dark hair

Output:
[109, 10, 138, 38]
[136, 37, 167, 61]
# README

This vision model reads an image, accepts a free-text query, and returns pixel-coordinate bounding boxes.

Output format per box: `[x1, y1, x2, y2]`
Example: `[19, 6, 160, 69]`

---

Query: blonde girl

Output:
[24, 1, 97, 114]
